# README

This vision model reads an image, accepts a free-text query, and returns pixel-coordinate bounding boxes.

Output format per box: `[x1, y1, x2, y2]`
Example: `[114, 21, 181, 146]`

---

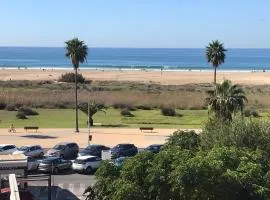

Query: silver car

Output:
[46, 142, 79, 158]
[13, 145, 44, 157]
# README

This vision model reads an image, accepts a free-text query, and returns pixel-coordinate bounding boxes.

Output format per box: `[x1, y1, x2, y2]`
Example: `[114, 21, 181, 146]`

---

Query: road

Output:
[28, 172, 96, 200]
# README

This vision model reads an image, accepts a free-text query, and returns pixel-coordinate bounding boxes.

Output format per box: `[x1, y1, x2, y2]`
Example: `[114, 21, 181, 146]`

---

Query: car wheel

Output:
[53, 167, 59, 174]
[86, 167, 92, 174]
[39, 152, 44, 157]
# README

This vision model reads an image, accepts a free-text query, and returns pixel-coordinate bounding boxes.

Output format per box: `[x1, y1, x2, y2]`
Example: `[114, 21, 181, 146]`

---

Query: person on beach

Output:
[8, 124, 16, 133]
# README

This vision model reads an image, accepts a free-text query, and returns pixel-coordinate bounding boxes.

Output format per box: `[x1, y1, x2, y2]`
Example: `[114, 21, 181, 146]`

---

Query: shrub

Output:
[113, 103, 136, 111]
[6, 104, 17, 111]
[58, 72, 86, 83]
[251, 110, 260, 117]
[244, 109, 260, 117]
[121, 108, 134, 117]
[18, 107, 39, 115]
[0, 102, 6, 110]
[135, 105, 153, 110]
[16, 111, 27, 119]
[54, 103, 67, 109]
[161, 107, 176, 116]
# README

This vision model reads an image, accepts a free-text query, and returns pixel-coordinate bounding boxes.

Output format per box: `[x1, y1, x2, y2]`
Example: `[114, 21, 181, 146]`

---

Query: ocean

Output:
[0, 47, 270, 71]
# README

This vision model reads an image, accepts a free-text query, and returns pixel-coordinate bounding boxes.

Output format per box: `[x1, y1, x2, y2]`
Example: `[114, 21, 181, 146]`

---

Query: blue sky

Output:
[1, 0, 270, 48]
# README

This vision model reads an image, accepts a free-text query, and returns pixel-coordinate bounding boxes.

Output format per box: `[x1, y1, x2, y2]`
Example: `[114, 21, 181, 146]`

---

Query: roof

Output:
[76, 155, 96, 160]
[0, 144, 15, 147]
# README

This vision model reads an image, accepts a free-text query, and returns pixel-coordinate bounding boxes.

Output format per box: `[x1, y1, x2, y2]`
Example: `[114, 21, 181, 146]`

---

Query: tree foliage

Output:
[206, 40, 227, 84]
[206, 80, 248, 122]
[79, 101, 106, 126]
[85, 123, 270, 200]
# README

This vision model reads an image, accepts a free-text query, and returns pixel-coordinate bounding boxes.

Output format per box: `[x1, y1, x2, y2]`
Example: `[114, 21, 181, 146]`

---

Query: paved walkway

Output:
[0, 128, 193, 148]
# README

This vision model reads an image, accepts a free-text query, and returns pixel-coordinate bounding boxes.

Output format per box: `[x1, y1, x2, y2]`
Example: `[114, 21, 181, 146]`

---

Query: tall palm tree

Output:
[206, 40, 227, 85]
[65, 38, 88, 132]
[206, 80, 248, 122]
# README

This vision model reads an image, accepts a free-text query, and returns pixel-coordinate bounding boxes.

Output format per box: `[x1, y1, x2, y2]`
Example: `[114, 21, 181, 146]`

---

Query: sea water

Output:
[0, 47, 269, 71]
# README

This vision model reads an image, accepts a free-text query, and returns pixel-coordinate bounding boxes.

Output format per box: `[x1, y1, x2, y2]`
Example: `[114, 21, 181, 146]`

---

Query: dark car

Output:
[0, 189, 35, 200]
[111, 143, 138, 159]
[38, 157, 72, 174]
[46, 142, 79, 158]
[145, 144, 164, 153]
[78, 144, 110, 157]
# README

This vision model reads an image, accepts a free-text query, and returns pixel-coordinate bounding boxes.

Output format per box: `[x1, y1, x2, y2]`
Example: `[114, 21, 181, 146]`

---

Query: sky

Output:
[0, 0, 270, 48]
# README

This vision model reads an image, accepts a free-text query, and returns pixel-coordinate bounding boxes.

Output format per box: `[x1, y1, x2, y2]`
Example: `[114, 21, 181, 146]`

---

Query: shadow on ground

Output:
[21, 135, 58, 139]
[29, 185, 81, 200]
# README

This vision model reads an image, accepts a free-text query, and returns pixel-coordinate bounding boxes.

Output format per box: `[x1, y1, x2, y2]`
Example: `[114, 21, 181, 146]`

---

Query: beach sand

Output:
[1, 69, 270, 85]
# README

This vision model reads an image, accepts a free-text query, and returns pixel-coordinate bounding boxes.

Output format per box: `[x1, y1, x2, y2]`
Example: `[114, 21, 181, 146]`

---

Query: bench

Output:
[139, 127, 154, 132]
[24, 126, 39, 132]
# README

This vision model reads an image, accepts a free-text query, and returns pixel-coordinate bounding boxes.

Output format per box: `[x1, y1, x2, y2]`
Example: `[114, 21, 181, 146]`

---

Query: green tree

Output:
[206, 40, 227, 84]
[65, 38, 88, 132]
[79, 101, 106, 126]
[206, 80, 247, 122]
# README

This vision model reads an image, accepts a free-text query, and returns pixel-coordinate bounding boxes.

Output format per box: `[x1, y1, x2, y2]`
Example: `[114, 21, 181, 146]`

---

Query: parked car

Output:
[38, 157, 72, 174]
[145, 144, 164, 153]
[78, 144, 110, 157]
[72, 155, 101, 174]
[27, 156, 41, 171]
[114, 157, 126, 167]
[46, 142, 79, 158]
[111, 143, 138, 159]
[0, 144, 17, 155]
[13, 145, 44, 157]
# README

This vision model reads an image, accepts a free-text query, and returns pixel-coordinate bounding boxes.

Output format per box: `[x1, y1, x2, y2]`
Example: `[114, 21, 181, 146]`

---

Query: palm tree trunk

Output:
[89, 117, 94, 126]
[75, 68, 79, 132]
[214, 66, 217, 85]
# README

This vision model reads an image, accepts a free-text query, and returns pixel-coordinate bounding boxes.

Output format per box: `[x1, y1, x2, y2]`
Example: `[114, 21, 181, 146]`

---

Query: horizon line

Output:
[0, 46, 270, 49]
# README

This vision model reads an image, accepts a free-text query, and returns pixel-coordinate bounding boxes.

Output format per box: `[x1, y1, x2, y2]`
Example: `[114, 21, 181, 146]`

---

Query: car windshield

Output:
[42, 159, 55, 164]
[18, 146, 29, 151]
[53, 145, 65, 150]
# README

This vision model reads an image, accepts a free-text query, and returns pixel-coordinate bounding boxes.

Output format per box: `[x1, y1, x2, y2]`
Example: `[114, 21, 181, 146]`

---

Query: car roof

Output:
[0, 144, 15, 147]
[86, 144, 104, 147]
[21, 145, 40, 147]
[77, 155, 97, 160]
[56, 142, 76, 145]
[148, 144, 163, 147]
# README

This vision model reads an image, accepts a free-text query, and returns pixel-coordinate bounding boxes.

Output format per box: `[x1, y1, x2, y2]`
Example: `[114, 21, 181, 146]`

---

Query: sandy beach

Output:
[1, 69, 270, 85]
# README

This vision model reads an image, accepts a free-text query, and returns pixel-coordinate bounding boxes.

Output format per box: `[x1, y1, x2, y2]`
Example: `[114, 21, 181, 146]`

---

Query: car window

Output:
[53, 145, 66, 150]
[36, 146, 41, 150]
[95, 157, 101, 161]
[53, 159, 60, 164]
[27, 157, 34, 162]
[87, 157, 96, 162]
[30, 146, 36, 151]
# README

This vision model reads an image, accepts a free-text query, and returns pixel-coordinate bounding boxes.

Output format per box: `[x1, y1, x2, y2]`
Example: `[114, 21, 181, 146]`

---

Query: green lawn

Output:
[0, 108, 208, 129]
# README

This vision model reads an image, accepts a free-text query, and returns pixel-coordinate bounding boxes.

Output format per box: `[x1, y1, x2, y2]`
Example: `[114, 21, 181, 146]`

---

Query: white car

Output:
[72, 155, 101, 174]
[0, 144, 17, 155]
[13, 145, 44, 157]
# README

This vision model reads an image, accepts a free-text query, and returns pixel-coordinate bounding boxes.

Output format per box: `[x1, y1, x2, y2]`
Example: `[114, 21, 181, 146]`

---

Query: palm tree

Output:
[206, 80, 248, 122]
[65, 38, 88, 132]
[79, 101, 106, 126]
[206, 40, 227, 85]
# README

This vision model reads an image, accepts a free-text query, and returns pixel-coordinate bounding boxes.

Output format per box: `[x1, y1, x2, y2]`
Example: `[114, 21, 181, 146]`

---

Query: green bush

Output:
[16, 111, 27, 119]
[58, 72, 86, 83]
[135, 105, 153, 110]
[121, 108, 134, 117]
[161, 107, 176, 116]
[18, 107, 39, 115]
[113, 103, 136, 111]
[0, 102, 6, 110]
[6, 104, 17, 111]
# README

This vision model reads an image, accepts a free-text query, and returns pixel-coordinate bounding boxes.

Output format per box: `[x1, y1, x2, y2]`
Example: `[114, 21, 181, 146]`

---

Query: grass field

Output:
[0, 108, 208, 129]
